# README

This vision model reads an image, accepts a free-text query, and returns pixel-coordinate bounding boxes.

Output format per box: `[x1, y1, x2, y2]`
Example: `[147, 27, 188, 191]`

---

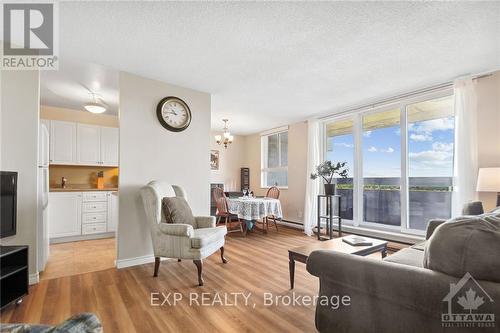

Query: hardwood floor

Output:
[40, 237, 116, 281]
[2, 227, 397, 332]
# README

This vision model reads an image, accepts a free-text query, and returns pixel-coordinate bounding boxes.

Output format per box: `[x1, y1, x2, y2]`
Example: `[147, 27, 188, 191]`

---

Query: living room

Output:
[1, 2, 499, 332]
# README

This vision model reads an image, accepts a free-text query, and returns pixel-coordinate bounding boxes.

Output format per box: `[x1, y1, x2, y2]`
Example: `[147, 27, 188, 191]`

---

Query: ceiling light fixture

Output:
[215, 119, 234, 149]
[84, 92, 107, 114]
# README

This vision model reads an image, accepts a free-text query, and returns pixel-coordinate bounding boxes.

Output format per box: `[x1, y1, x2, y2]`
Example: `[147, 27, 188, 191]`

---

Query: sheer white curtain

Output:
[304, 119, 321, 236]
[452, 77, 478, 216]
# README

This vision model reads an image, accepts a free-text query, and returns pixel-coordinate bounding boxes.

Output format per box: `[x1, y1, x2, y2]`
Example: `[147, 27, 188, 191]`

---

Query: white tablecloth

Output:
[227, 197, 283, 221]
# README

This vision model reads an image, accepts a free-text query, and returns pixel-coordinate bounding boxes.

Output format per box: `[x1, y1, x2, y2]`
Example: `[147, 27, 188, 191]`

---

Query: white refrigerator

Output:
[37, 123, 50, 272]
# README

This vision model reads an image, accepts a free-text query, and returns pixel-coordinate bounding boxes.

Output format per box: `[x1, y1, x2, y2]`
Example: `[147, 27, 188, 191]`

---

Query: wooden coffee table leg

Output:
[288, 252, 295, 289]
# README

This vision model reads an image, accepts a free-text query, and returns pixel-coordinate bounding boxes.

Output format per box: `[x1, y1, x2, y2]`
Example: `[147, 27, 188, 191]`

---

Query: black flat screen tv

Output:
[1, 171, 17, 238]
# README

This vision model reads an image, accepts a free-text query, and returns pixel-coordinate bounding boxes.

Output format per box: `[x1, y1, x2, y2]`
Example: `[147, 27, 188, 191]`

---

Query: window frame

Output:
[261, 130, 289, 189]
[321, 88, 454, 237]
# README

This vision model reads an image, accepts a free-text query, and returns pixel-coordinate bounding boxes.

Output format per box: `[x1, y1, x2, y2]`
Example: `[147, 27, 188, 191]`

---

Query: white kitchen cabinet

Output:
[49, 191, 117, 241]
[77, 124, 101, 165]
[107, 192, 118, 233]
[48, 192, 82, 238]
[50, 121, 77, 164]
[100, 127, 119, 166]
[44, 119, 119, 167]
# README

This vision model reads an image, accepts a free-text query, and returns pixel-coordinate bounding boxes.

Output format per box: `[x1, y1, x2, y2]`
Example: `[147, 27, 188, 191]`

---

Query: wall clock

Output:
[156, 96, 192, 132]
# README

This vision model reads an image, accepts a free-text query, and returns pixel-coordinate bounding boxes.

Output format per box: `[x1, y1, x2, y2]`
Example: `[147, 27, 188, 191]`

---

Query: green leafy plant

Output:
[310, 161, 348, 184]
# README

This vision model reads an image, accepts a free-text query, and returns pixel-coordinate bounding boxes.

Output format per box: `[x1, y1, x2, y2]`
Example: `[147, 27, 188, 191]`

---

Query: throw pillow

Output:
[423, 214, 500, 282]
[162, 197, 195, 226]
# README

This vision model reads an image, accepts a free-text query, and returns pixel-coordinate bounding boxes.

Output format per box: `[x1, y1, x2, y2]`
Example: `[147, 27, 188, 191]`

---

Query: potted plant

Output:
[310, 161, 349, 195]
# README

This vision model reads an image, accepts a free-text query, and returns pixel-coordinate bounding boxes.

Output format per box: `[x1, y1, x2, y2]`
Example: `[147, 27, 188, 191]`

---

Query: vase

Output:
[324, 183, 336, 195]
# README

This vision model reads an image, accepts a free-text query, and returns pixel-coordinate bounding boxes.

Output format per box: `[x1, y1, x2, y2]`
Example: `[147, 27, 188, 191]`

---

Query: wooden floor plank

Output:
[1, 226, 404, 332]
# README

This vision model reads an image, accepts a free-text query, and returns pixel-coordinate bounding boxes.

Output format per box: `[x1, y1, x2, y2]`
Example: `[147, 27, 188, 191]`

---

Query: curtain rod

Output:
[318, 72, 494, 120]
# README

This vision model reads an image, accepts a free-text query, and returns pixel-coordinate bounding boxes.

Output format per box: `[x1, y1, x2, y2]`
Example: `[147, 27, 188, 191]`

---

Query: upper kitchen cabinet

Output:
[50, 120, 77, 164]
[77, 124, 101, 165]
[46, 120, 119, 167]
[100, 127, 119, 166]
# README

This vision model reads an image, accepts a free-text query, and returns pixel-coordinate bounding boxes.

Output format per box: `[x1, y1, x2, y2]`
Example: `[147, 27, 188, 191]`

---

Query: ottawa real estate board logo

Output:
[442, 272, 495, 328]
[1, 2, 58, 70]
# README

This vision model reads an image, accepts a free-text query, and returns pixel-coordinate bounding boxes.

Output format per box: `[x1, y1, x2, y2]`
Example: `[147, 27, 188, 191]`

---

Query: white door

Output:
[100, 127, 119, 166]
[107, 191, 118, 233]
[48, 192, 82, 238]
[77, 124, 101, 165]
[50, 121, 77, 164]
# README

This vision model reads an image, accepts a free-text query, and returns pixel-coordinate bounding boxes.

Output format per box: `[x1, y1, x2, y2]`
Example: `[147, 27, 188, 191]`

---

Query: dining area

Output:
[212, 186, 283, 236]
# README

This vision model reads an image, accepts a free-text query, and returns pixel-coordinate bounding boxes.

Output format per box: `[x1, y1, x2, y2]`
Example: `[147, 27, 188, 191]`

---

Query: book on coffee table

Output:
[342, 235, 373, 246]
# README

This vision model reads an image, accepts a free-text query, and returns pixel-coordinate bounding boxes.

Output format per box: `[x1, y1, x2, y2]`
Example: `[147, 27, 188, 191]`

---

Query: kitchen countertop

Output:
[49, 187, 119, 192]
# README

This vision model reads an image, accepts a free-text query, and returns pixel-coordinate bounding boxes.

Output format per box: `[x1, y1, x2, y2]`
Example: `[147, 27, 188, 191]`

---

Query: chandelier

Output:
[215, 119, 234, 149]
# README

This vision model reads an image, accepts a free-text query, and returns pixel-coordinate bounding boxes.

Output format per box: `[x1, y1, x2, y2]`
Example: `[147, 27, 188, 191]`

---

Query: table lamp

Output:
[476, 167, 500, 207]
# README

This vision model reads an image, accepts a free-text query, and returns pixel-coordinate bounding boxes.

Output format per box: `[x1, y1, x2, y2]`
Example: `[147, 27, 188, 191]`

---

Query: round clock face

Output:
[156, 97, 192, 132]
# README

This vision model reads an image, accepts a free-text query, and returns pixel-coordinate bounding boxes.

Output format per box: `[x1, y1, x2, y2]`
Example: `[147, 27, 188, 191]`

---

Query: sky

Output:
[326, 116, 455, 178]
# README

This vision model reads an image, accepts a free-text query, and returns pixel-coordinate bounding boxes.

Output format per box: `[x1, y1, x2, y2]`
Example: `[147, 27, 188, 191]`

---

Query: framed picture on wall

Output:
[210, 150, 220, 170]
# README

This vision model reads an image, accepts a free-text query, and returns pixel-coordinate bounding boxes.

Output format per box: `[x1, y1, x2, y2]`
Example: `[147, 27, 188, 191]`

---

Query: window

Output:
[362, 108, 401, 228]
[325, 118, 354, 221]
[407, 96, 455, 230]
[261, 131, 288, 187]
[322, 92, 454, 236]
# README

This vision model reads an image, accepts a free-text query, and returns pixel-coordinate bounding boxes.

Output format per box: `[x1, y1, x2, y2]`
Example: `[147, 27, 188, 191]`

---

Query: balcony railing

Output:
[335, 177, 453, 230]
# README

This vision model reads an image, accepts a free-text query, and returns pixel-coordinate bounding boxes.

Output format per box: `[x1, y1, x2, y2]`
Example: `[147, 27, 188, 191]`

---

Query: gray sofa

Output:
[306, 209, 500, 333]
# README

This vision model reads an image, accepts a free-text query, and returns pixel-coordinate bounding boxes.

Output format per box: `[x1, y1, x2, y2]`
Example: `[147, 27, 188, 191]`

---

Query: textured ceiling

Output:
[58, 2, 499, 134]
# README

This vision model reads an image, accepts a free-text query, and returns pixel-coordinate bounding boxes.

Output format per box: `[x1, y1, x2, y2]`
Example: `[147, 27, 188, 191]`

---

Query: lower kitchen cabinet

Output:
[49, 191, 117, 241]
[107, 192, 118, 232]
[48, 192, 82, 238]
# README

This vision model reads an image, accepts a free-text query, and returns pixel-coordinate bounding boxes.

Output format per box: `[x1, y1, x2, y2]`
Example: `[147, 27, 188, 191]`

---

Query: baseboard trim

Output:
[29, 272, 39, 285]
[116, 255, 154, 269]
[115, 255, 171, 269]
[278, 220, 304, 230]
[50, 232, 115, 244]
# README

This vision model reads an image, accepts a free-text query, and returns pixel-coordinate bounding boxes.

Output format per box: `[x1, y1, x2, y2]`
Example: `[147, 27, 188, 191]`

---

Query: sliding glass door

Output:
[322, 91, 454, 236]
[362, 108, 401, 229]
[406, 96, 455, 231]
[325, 118, 354, 222]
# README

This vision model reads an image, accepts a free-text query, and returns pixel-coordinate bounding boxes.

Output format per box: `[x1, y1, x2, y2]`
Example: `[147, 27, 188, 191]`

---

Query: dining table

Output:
[226, 196, 283, 233]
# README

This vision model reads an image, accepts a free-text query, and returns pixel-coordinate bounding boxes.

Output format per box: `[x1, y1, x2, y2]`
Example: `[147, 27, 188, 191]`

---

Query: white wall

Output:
[118, 72, 211, 265]
[0, 70, 40, 281]
[210, 131, 245, 191]
[476, 71, 500, 211]
[244, 121, 308, 223]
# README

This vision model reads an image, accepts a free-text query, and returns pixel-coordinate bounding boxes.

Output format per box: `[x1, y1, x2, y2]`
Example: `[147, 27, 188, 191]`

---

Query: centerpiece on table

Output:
[310, 161, 349, 195]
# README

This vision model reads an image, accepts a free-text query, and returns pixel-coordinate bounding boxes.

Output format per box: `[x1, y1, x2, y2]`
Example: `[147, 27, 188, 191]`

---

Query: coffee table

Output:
[288, 236, 388, 289]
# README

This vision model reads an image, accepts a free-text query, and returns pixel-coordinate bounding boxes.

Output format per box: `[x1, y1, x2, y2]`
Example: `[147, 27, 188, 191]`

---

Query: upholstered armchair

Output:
[140, 181, 228, 286]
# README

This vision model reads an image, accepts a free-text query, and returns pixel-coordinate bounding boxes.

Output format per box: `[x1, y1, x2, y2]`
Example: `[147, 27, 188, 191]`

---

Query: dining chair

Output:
[213, 187, 244, 235]
[264, 186, 280, 232]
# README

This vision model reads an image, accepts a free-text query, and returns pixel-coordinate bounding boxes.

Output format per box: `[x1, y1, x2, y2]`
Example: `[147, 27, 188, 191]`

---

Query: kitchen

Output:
[38, 61, 120, 279]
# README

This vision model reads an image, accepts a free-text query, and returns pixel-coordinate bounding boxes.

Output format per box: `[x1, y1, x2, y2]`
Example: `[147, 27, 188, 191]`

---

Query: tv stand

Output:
[0, 245, 28, 310]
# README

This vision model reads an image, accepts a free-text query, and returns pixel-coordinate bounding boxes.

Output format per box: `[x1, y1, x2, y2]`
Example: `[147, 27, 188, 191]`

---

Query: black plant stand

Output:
[316, 195, 341, 241]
